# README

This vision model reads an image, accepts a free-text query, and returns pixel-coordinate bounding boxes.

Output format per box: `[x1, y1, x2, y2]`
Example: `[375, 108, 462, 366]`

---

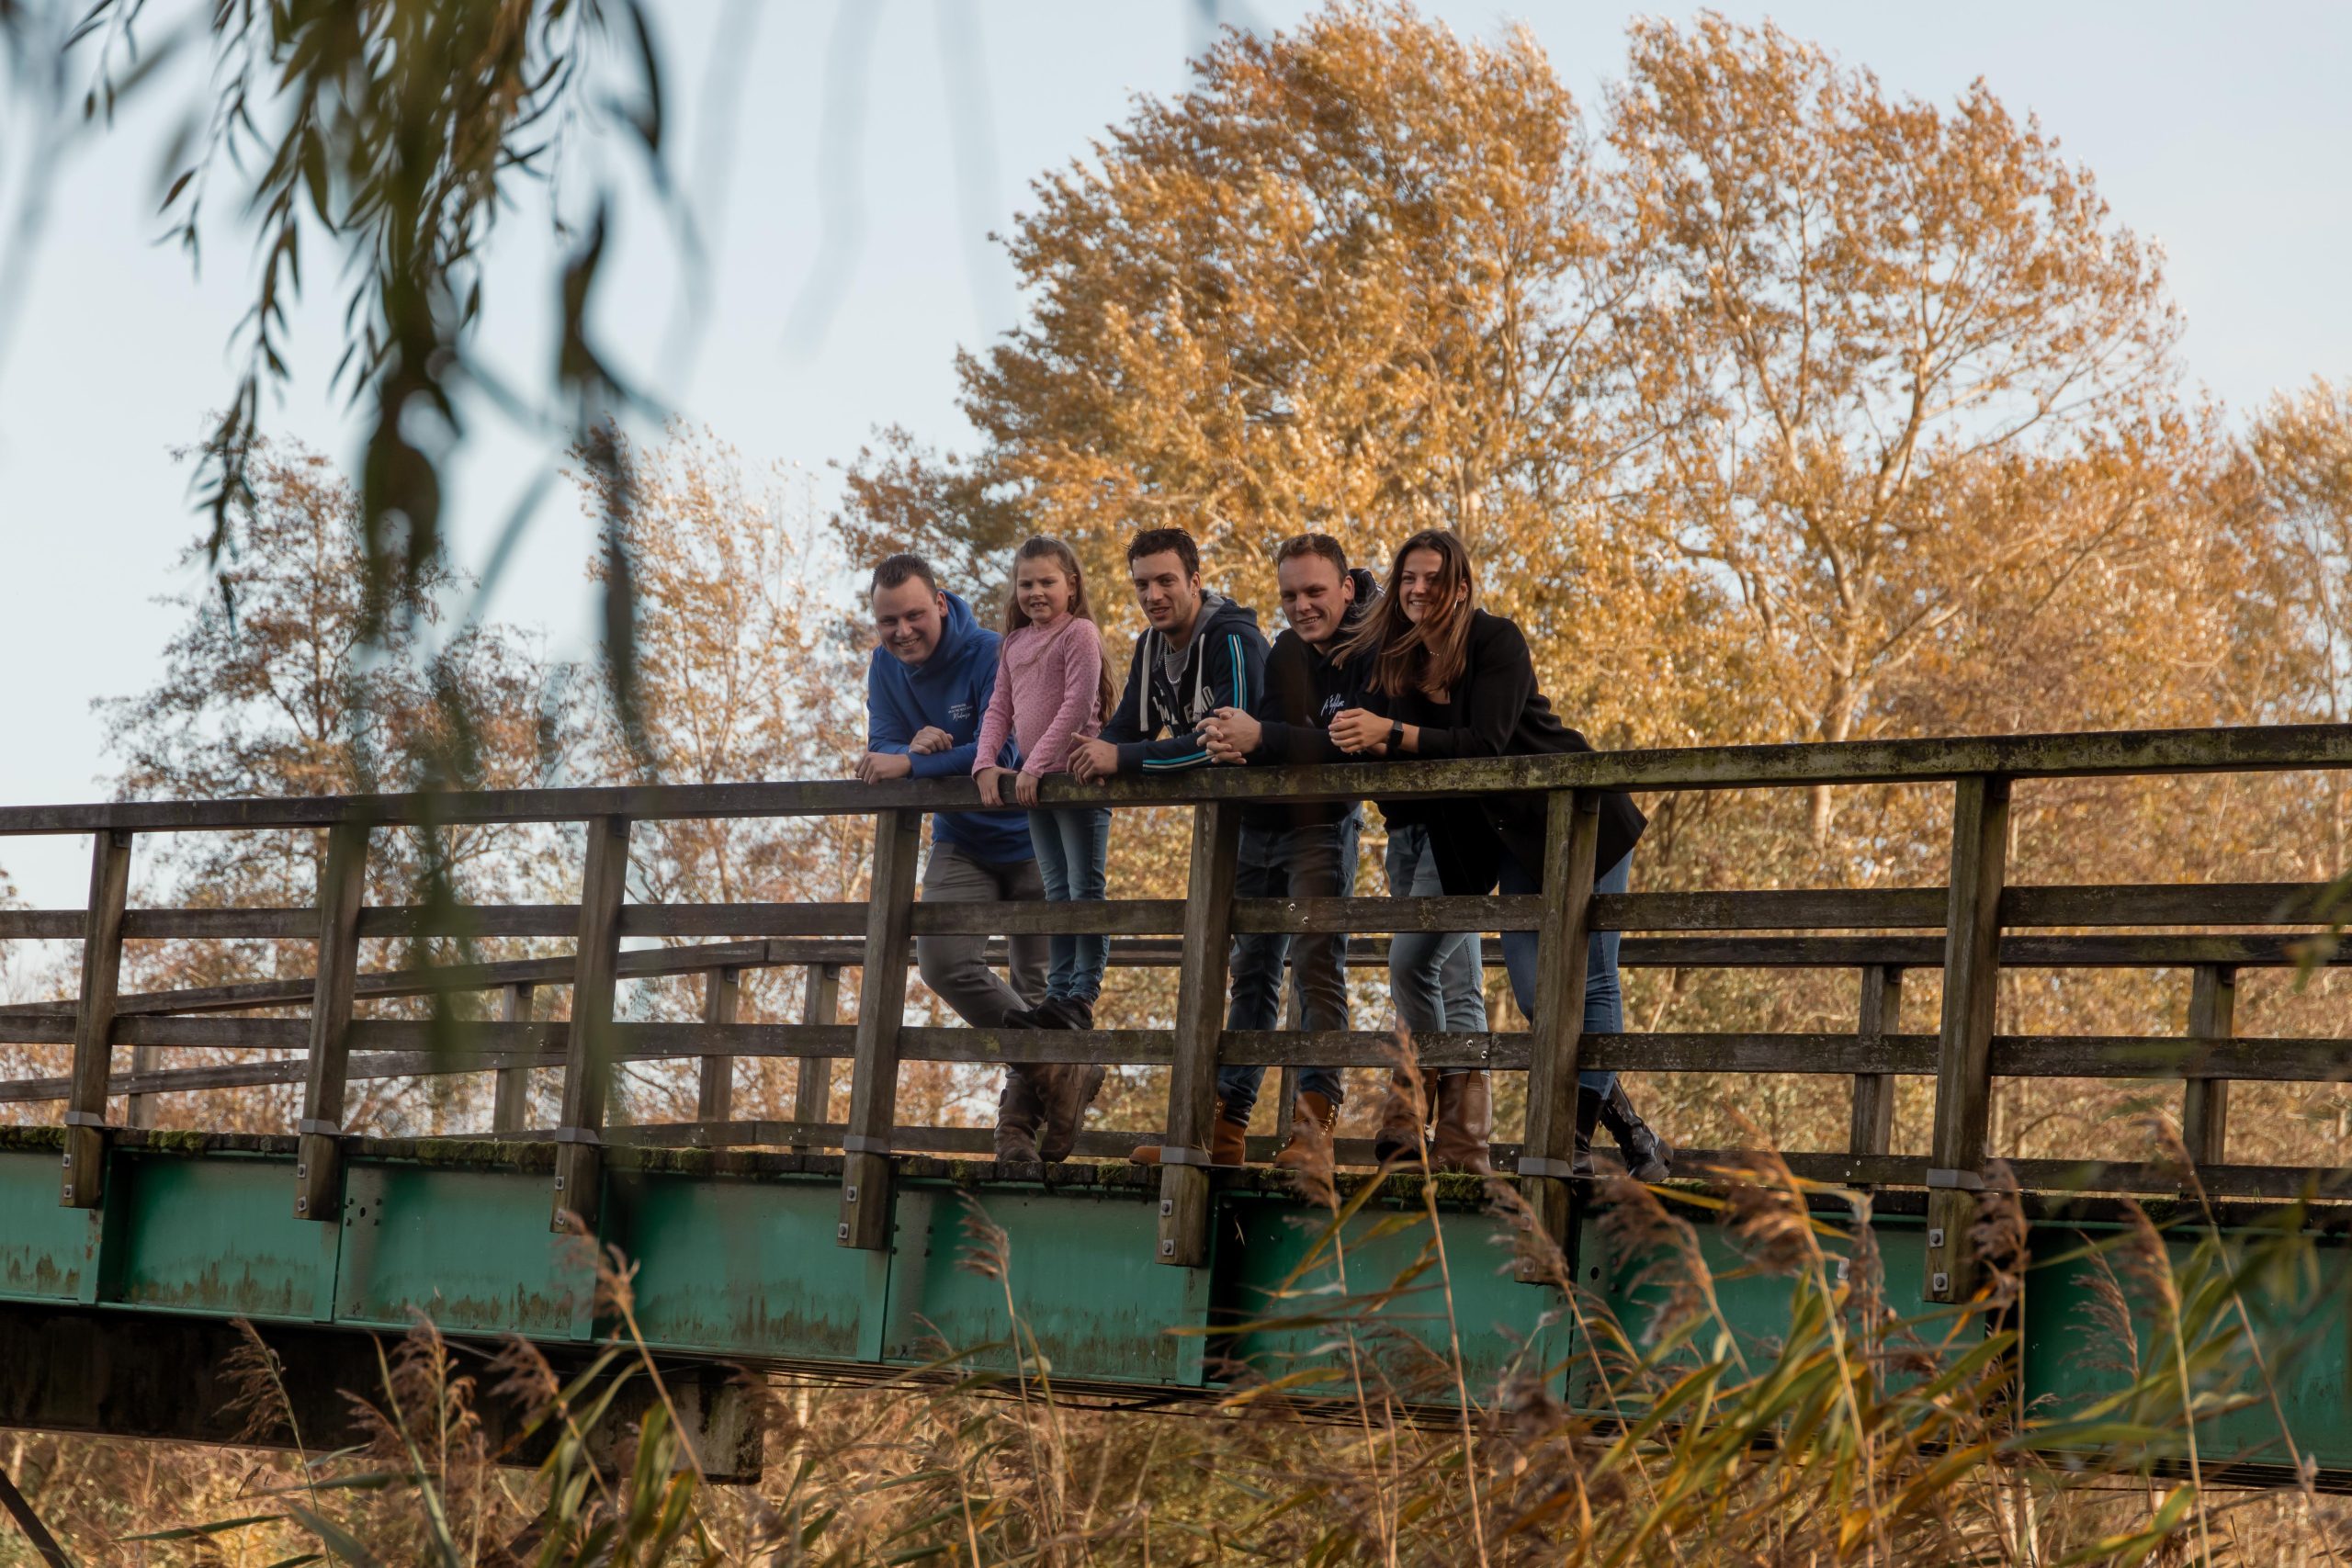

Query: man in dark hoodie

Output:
[1069, 526, 1270, 784]
[859, 554, 1072, 1162]
[1190, 532, 1381, 1172]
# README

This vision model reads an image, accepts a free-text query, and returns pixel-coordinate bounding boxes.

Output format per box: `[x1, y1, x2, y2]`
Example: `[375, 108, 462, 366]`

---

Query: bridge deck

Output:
[5, 1127, 2348, 1487]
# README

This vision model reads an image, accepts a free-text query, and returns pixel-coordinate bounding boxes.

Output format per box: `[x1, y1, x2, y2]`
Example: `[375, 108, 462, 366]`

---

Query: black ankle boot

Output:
[1572, 1085, 1602, 1177]
[1000, 1003, 1046, 1031]
[1600, 1081, 1672, 1182]
[1040, 996, 1094, 1031]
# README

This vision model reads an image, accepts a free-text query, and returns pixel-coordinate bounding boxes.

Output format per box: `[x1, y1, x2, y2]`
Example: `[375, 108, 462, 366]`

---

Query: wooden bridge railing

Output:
[3, 724, 2349, 1301]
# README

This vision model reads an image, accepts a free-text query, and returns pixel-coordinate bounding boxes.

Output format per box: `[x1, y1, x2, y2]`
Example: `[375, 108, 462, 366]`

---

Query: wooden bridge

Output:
[3, 725, 2350, 1490]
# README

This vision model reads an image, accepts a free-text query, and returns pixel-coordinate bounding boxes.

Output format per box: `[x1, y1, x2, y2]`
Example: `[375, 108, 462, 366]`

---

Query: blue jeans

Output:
[1384, 823, 1487, 1036]
[1499, 848, 1632, 1095]
[1216, 811, 1360, 1124]
[1026, 807, 1111, 1004]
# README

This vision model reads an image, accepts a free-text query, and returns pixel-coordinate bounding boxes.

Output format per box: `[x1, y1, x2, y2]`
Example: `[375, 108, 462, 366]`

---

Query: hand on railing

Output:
[854, 751, 913, 784]
[1203, 706, 1257, 764]
[976, 766, 1038, 807]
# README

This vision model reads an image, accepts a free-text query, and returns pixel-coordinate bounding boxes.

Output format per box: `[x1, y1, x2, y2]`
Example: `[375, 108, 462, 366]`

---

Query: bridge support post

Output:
[552, 815, 630, 1232]
[492, 981, 535, 1134]
[840, 809, 921, 1250]
[1849, 964, 1904, 1162]
[61, 828, 133, 1209]
[696, 965, 741, 1122]
[1925, 774, 2009, 1303]
[1516, 789, 1601, 1281]
[794, 962, 842, 1153]
[1159, 801, 1240, 1269]
[2181, 963, 2236, 1168]
[296, 822, 369, 1221]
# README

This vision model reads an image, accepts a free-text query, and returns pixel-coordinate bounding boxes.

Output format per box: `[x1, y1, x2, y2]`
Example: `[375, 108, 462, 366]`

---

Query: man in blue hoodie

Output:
[860, 554, 1065, 1161]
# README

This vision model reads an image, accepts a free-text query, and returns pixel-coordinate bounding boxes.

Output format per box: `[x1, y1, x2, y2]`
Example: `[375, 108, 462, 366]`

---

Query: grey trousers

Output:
[918, 843, 1050, 1028]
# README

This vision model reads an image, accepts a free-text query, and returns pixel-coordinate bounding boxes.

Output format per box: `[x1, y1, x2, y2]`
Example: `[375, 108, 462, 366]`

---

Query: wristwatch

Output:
[1388, 720, 1405, 750]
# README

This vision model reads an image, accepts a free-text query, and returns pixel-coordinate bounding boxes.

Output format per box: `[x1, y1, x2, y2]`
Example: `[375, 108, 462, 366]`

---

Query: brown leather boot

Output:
[1429, 1071, 1494, 1175]
[1273, 1090, 1339, 1175]
[1372, 1069, 1429, 1165]
[1037, 1062, 1107, 1163]
[1130, 1099, 1250, 1168]
[994, 1066, 1046, 1162]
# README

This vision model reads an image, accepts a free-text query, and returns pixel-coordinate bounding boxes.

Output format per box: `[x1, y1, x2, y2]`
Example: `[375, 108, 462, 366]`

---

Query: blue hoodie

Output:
[865, 591, 1035, 863]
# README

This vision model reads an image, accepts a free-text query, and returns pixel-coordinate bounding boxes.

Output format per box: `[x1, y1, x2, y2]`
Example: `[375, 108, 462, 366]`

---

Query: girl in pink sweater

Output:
[975, 536, 1117, 1028]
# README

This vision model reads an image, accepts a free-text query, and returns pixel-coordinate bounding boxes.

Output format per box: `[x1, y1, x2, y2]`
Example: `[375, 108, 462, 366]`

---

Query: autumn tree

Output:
[1605, 14, 2181, 845]
[836, 4, 1724, 748]
[92, 438, 585, 1132]
[567, 426, 893, 1122]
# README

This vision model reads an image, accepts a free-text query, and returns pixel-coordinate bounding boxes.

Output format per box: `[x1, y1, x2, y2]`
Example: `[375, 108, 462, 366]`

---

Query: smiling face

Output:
[1129, 549, 1203, 637]
[1015, 553, 1076, 626]
[1396, 546, 1457, 626]
[1277, 552, 1353, 647]
[871, 577, 946, 667]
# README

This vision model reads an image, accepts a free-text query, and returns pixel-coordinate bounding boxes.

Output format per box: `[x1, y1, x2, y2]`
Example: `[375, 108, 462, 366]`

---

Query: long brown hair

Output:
[1337, 528, 1476, 701]
[1004, 535, 1118, 720]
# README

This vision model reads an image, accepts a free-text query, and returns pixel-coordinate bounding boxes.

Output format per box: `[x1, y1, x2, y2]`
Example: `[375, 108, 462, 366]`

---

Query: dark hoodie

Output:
[1354, 608, 1646, 888]
[865, 590, 1033, 863]
[1244, 566, 1379, 828]
[1098, 590, 1270, 774]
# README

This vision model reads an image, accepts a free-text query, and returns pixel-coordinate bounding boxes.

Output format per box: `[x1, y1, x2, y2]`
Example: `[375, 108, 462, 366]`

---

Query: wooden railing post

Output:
[696, 965, 741, 1122]
[295, 823, 370, 1220]
[1516, 790, 1602, 1277]
[125, 1045, 162, 1132]
[2181, 963, 2237, 1168]
[551, 815, 630, 1231]
[1925, 775, 2010, 1303]
[492, 981, 534, 1134]
[794, 962, 842, 1153]
[1159, 801, 1242, 1268]
[60, 829, 133, 1208]
[839, 811, 922, 1250]
[1849, 964, 1904, 1158]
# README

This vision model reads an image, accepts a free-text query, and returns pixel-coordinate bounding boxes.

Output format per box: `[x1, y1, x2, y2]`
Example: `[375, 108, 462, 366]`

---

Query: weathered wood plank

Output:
[794, 963, 842, 1153]
[1927, 776, 2010, 1303]
[10, 931, 2342, 1034]
[1227, 895, 1545, 934]
[1521, 792, 1603, 1264]
[550, 816, 630, 1230]
[1850, 966, 1903, 1158]
[695, 967, 741, 1122]
[2180, 964, 2237, 1167]
[840, 810, 922, 1250]
[60, 829, 134, 1208]
[492, 982, 535, 1134]
[6, 724, 2347, 837]
[295, 823, 370, 1221]
[1160, 802, 1242, 1268]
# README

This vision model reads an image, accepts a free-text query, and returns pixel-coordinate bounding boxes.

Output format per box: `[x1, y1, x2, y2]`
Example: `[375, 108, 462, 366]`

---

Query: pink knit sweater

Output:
[973, 614, 1106, 776]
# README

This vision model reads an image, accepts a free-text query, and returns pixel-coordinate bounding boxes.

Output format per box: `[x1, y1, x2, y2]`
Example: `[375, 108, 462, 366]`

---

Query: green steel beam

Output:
[3, 1127, 2348, 1483]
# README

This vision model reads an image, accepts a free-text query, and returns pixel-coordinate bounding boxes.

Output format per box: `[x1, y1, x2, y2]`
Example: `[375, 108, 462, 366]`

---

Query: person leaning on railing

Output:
[1064, 525, 1274, 1171]
[1326, 528, 1672, 1181]
[973, 536, 1120, 1156]
[857, 552, 1080, 1164]
[1197, 532, 1385, 1175]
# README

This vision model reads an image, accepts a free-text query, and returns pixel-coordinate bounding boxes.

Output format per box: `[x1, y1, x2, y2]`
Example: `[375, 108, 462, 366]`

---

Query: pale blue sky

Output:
[3, 0, 2348, 907]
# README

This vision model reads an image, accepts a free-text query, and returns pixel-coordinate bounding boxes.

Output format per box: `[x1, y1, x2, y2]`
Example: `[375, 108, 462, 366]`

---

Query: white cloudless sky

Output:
[2, 0, 2348, 906]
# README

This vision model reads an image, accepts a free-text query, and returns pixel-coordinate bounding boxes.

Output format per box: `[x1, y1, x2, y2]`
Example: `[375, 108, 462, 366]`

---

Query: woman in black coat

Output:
[1328, 527, 1668, 1179]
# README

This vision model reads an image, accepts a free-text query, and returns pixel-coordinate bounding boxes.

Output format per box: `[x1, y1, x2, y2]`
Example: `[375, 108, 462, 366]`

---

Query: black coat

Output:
[1246, 567, 1380, 829]
[1351, 609, 1645, 892]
